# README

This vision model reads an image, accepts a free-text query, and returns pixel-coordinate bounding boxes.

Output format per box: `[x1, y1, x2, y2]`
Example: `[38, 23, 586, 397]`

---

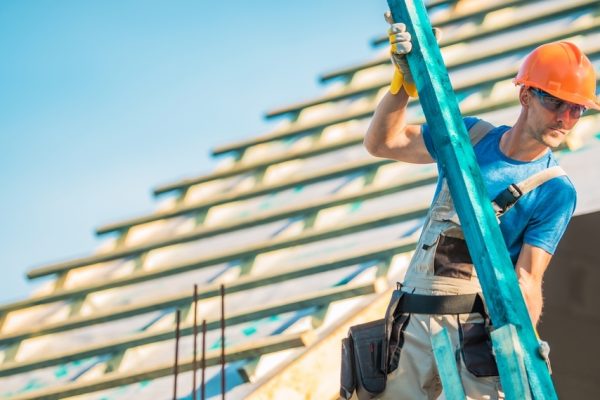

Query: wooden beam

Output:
[0, 282, 379, 377]
[491, 324, 533, 400]
[321, 0, 528, 82]
[431, 328, 466, 400]
[203, 21, 599, 158]
[9, 332, 313, 400]
[112, 159, 388, 233]
[26, 197, 426, 280]
[266, 0, 596, 121]
[370, 0, 597, 47]
[4, 233, 418, 320]
[96, 45, 600, 237]
[245, 286, 394, 399]
[1, 238, 418, 345]
[387, 0, 556, 397]
[321, 13, 599, 86]
[95, 159, 429, 236]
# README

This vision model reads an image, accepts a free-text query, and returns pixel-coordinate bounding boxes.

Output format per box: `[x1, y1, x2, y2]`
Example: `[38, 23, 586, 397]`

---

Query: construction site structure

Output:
[1, 0, 599, 398]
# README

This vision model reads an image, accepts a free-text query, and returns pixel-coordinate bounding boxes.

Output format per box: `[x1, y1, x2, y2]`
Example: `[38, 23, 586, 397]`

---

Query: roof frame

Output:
[9, 331, 312, 400]
[198, 21, 600, 159]
[4, 228, 419, 320]
[0, 282, 380, 377]
[4, 232, 420, 343]
[270, 0, 597, 119]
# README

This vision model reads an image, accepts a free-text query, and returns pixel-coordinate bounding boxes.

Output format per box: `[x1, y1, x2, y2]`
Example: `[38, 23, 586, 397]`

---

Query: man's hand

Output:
[384, 11, 417, 96]
[538, 339, 552, 374]
[384, 12, 442, 96]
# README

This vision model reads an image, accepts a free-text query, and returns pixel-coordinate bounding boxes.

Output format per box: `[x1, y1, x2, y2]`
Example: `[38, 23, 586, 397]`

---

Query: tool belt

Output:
[340, 289, 487, 400]
[396, 291, 486, 316]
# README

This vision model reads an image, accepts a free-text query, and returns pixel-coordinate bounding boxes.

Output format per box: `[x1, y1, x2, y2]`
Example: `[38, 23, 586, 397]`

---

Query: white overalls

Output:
[380, 121, 503, 400]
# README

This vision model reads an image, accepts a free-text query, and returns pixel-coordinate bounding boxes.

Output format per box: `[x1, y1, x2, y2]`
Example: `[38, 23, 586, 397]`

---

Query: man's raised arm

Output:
[363, 15, 434, 164]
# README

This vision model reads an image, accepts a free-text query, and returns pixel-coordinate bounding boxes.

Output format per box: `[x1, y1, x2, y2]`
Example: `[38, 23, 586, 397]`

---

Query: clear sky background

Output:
[0, 1, 389, 303]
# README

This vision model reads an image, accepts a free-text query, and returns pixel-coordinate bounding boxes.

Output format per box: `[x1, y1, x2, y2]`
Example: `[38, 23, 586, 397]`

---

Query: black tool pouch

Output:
[345, 319, 387, 399]
[339, 288, 405, 399]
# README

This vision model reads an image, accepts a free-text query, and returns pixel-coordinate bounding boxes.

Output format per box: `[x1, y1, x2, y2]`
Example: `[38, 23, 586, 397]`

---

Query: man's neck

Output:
[500, 119, 549, 162]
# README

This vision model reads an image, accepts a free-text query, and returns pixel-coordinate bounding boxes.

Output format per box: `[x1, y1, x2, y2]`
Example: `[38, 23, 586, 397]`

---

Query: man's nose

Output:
[555, 106, 570, 125]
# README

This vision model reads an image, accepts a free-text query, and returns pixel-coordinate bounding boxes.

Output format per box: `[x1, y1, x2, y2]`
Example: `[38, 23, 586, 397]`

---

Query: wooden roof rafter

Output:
[6, 214, 424, 342]
[268, 0, 597, 119]
[8, 331, 314, 400]
[0, 281, 381, 377]
[319, 0, 531, 83]
[199, 20, 600, 159]
[5, 229, 420, 320]
[369, 0, 597, 47]
[26, 70, 600, 282]
[97, 37, 600, 236]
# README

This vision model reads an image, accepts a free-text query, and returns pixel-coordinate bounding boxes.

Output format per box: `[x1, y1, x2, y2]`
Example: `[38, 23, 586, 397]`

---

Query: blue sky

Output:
[0, 1, 388, 302]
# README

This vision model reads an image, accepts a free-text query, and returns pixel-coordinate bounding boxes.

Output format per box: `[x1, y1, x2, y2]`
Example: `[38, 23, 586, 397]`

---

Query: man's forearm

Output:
[515, 244, 552, 327]
[519, 279, 543, 327]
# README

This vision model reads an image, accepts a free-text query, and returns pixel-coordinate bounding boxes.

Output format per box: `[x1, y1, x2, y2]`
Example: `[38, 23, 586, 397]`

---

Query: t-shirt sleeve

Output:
[421, 116, 481, 160]
[523, 177, 577, 255]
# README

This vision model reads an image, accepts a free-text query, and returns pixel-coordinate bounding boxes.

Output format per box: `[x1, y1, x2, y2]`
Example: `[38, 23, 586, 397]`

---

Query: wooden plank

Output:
[387, 0, 557, 398]
[23, 70, 600, 280]
[370, 0, 597, 47]
[30, 194, 428, 278]
[24, 71, 600, 279]
[0, 238, 417, 345]
[203, 21, 600, 158]
[245, 285, 394, 399]
[98, 46, 600, 237]
[430, 328, 466, 400]
[320, 0, 529, 82]
[95, 161, 435, 236]
[8, 332, 312, 400]
[0, 282, 380, 377]
[25, 198, 426, 280]
[491, 324, 533, 400]
[3, 235, 418, 322]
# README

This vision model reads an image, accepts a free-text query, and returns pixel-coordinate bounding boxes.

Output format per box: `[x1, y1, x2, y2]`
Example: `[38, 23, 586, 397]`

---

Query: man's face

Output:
[525, 87, 586, 148]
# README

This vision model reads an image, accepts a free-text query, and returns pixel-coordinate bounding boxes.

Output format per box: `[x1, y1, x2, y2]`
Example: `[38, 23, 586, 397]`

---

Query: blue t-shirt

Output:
[422, 117, 576, 264]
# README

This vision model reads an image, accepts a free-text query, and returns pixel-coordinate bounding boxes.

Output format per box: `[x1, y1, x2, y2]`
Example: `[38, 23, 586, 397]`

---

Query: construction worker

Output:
[361, 14, 600, 400]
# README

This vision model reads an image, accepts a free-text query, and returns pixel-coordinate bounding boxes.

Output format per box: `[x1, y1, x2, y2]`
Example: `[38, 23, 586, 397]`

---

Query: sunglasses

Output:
[529, 87, 587, 119]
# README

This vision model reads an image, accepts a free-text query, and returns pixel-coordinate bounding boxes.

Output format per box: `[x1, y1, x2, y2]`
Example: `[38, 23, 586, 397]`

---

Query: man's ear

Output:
[519, 86, 530, 108]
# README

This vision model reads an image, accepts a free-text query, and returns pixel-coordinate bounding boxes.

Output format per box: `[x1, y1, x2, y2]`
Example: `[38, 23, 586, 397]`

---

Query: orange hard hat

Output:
[514, 41, 600, 110]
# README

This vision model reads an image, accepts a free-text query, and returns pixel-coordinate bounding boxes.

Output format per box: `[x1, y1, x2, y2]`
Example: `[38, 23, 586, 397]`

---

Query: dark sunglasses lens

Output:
[571, 105, 586, 118]
[534, 89, 585, 118]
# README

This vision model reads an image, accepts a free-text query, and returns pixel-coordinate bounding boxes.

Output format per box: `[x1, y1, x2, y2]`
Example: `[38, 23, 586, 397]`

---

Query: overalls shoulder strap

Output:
[515, 166, 567, 194]
[427, 119, 496, 222]
[468, 119, 496, 145]
[492, 166, 567, 217]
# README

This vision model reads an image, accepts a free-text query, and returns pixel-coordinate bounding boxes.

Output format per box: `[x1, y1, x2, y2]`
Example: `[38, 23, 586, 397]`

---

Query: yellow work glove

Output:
[384, 11, 417, 97]
[384, 12, 442, 97]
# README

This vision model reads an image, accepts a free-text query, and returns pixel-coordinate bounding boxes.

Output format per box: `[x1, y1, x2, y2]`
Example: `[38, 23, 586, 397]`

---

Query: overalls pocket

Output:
[433, 234, 474, 280]
[459, 320, 499, 377]
[350, 319, 387, 400]
[410, 228, 441, 274]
